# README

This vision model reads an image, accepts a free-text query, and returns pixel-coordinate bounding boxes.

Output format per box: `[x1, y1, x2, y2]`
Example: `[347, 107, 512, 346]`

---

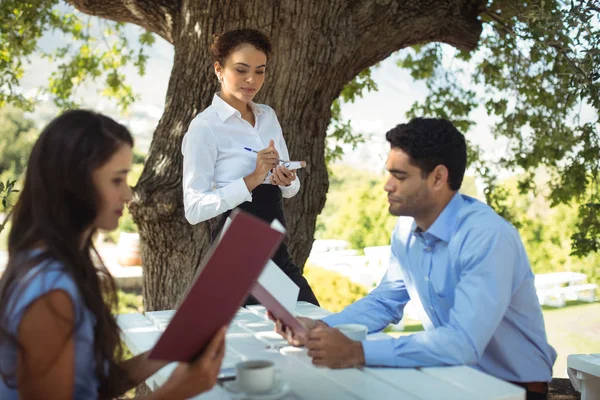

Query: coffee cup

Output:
[235, 359, 275, 394]
[336, 323, 368, 341]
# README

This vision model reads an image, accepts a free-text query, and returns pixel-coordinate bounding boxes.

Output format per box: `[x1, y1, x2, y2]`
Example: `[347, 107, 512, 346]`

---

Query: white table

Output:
[118, 301, 525, 400]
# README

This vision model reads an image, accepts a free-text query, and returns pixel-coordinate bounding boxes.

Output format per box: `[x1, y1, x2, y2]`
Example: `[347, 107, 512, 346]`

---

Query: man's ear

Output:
[430, 165, 449, 189]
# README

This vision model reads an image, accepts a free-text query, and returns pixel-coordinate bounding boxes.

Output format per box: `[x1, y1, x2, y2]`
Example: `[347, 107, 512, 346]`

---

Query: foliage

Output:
[315, 164, 385, 245]
[0, 179, 18, 235]
[304, 263, 369, 313]
[323, 177, 397, 250]
[0, 106, 38, 180]
[316, 164, 480, 250]
[103, 162, 144, 243]
[326, 67, 378, 164]
[0, 106, 37, 235]
[132, 148, 146, 165]
[501, 172, 600, 286]
[0, 0, 153, 111]
[0, 180, 18, 213]
[116, 290, 143, 314]
[396, 0, 600, 257]
[118, 209, 138, 234]
[106, 164, 144, 243]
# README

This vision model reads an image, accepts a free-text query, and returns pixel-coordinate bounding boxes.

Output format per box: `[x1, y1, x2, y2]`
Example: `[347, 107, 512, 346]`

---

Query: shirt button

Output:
[424, 246, 432, 252]
[429, 306, 434, 310]
[424, 276, 429, 282]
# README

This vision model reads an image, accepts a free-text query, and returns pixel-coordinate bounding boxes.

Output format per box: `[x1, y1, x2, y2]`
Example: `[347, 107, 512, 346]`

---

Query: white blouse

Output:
[182, 93, 300, 225]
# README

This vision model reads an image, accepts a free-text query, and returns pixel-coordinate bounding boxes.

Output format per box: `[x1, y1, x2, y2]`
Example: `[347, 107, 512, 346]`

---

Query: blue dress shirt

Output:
[322, 193, 557, 383]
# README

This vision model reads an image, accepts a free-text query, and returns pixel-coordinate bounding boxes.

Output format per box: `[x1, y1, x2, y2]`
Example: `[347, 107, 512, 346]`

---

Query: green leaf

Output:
[1, 0, 153, 112]
[395, 0, 600, 257]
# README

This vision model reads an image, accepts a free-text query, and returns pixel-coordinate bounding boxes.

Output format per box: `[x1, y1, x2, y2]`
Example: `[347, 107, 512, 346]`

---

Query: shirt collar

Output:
[212, 93, 263, 122]
[411, 192, 464, 243]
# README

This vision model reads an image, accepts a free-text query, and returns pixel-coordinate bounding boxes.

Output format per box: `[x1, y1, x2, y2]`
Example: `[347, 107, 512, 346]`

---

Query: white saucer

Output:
[222, 374, 291, 399]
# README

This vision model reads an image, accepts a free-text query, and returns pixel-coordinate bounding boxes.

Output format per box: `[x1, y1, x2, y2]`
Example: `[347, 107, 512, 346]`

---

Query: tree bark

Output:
[70, 0, 483, 311]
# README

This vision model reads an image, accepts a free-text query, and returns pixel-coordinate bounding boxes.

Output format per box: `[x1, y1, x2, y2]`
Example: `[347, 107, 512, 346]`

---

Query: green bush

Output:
[501, 173, 600, 286]
[304, 263, 369, 313]
[316, 164, 480, 251]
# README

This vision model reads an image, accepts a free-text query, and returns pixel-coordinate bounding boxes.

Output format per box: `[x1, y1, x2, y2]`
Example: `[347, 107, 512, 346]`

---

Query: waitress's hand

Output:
[270, 165, 296, 186]
[244, 140, 279, 191]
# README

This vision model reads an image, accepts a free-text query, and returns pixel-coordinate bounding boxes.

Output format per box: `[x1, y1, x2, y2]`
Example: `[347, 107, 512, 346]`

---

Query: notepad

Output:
[262, 161, 307, 184]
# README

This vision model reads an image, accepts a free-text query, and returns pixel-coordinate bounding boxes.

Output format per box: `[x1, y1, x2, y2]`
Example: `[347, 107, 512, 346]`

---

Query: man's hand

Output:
[306, 326, 366, 369]
[267, 312, 327, 346]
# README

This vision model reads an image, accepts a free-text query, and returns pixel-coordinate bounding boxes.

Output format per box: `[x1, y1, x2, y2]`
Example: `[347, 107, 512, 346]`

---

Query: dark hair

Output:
[0, 109, 134, 398]
[210, 28, 272, 65]
[386, 117, 467, 191]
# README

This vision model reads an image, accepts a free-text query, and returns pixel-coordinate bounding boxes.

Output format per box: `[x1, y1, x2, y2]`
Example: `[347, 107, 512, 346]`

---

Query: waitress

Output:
[182, 28, 319, 305]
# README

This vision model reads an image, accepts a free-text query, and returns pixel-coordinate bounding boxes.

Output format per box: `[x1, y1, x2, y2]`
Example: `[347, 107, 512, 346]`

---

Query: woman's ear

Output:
[214, 61, 222, 79]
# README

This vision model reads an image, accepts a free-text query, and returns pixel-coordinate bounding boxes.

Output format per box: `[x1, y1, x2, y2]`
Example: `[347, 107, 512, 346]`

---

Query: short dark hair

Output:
[385, 118, 467, 191]
[210, 29, 272, 65]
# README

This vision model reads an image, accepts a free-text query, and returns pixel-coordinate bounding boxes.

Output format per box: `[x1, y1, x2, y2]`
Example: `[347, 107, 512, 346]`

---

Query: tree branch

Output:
[66, 0, 178, 43]
[349, 0, 483, 53]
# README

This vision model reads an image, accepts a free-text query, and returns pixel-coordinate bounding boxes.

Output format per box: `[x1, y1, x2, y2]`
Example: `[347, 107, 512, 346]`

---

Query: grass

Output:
[543, 300, 600, 377]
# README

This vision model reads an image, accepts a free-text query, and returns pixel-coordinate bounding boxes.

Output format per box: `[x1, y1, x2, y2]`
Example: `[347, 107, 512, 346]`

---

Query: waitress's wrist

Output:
[243, 173, 262, 192]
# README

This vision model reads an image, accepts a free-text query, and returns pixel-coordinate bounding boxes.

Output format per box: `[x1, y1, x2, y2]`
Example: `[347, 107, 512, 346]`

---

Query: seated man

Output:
[275, 118, 556, 400]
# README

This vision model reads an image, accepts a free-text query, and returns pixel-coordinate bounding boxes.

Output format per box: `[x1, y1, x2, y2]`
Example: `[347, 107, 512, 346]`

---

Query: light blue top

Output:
[323, 193, 557, 382]
[0, 257, 99, 399]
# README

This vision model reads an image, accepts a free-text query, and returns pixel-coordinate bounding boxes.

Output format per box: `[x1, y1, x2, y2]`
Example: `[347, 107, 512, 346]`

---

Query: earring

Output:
[218, 76, 223, 84]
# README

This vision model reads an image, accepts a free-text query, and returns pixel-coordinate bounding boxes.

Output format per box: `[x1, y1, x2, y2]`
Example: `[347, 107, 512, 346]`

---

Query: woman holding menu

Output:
[182, 28, 319, 305]
[0, 110, 226, 399]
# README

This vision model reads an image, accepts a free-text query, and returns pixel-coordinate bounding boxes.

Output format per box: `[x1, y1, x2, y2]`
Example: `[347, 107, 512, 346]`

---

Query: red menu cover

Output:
[251, 283, 309, 338]
[148, 209, 284, 362]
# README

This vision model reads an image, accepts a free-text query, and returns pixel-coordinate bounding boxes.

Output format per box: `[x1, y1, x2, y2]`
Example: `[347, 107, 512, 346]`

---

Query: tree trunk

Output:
[72, 0, 482, 311]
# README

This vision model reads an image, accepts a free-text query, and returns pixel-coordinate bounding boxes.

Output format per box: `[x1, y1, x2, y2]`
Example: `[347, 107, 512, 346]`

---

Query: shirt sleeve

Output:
[270, 109, 300, 198]
[321, 236, 411, 332]
[4, 262, 82, 338]
[279, 175, 300, 198]
[182, 117, 252, 224]
[359, 227, 518, 367]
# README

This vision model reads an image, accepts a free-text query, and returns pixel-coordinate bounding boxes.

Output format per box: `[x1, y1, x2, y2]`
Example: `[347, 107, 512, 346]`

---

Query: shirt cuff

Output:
[321, 312, 352, 327]
[220, 178, 252, 209]
[361, 338, 397, 366]
[279, 176, 300, 198]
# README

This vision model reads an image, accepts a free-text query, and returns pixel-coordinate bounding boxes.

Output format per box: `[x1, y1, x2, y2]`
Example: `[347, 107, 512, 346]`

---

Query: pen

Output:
[243, 147, 286, 163]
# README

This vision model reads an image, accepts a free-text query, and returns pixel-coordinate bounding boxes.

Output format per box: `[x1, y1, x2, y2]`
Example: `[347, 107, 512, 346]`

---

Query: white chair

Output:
[568, 353, 600, 400]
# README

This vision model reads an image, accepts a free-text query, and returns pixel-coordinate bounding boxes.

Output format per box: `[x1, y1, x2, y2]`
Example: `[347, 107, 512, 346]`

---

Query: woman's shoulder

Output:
[185, 108, 219, 138]
[254, 103, 276, 116]
[3, 255, 81, 327]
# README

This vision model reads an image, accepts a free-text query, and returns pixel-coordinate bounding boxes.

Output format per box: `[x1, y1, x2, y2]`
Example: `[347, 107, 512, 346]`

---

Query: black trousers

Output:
[526, 391, 547, 400]
[210, 184, 319, 306]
